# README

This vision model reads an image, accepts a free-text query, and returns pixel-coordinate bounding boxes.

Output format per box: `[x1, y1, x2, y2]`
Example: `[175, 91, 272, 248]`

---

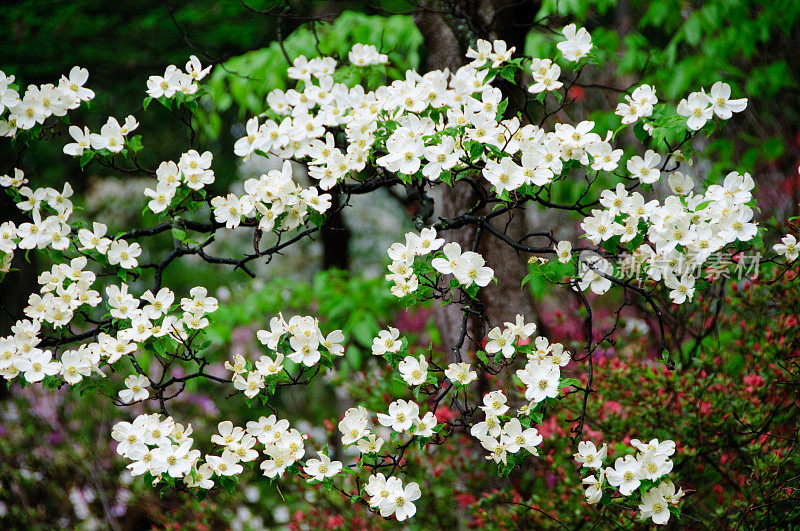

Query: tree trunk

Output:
[414, 0, 539, 357]
[322, 193, 350, 270]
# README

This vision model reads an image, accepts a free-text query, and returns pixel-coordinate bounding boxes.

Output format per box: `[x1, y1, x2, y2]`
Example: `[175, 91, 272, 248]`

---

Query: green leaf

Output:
[468, 141, 484, 161]
[632, 122, 647, 143]
[219, 475, 238, 494]
[153, 338, 170, 357]
[559, 377, 581, 389]
[496, 99, 509, 118]
[143, 96, 153, 111]
[128, 135, 143, 153]
[309, 211, 325, 227]
[500, 66, 516, 83]
[79, 150, 94, 169]
[171, 227, 187, 242]
[521, 271, 537, 287]
[465, 283, 480, 298]
[195, 338, 211, 352]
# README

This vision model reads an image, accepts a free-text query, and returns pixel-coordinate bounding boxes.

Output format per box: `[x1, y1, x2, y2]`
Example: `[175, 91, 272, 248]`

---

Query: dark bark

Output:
[321, 192, 350, 270]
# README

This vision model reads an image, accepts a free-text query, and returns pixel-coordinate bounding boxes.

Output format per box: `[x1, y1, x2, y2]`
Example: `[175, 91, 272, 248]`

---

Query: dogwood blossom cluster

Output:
[338, 406, 386, 454]
[383, 228, 434, 296]
[0, 319, 59, 382]
[246, 416, 309, 479]
[0, 66, 94, 136]
[208, 160, 332, 231]
[364, 473, 422, 521]
[227, 28, 602, 208]
[365, 473, 421, 521]
[0, 53, 455, 523]
[208, 21, 754, 314]
[579, 170, 757, 302]
[773, 234, 799, 262]
[615, 84, 658, 124]
[348, 44, 388, 67]
[382, 227, 496, 298]
[371, 324, 430, 388]
[229, 314, 344, 398]
[112, 414, 201, 482]
[253, 313, 345, 368]
[485, 314, 537, 359]
[286, 55, 338, 81]
[23, 255, 99, 329]
[229, 50, 395, 188]
[111, 403, 429, 514]
[556, 24, 593, 62]
[444, 361, 478, 385]
[0, 177, 111, 382]
[63, 115, 139, 156]
[1, 172, 76, 261]
[469, 323, 569, 464]
[111, 413, 322, 489]
[143, 149, 215, 213]
[431, 241, 495, 288]
[676, 82, 747, 131]
[2, 262, 102, 382]
[528, 58, 563, 94]
[515, 335, 572, 402]
[0, 273, 218, 386]
[377, 398, 438, 437]
[465, 39, 516, 68]
[146, 55, 211, 99]
[470, 390, 543, 465]
[575, 439, 683, 525]
[337, 404, 436, 520]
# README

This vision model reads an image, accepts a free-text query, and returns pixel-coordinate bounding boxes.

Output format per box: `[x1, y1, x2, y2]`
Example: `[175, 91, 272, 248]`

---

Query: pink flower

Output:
[743, 373, 765, 392]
